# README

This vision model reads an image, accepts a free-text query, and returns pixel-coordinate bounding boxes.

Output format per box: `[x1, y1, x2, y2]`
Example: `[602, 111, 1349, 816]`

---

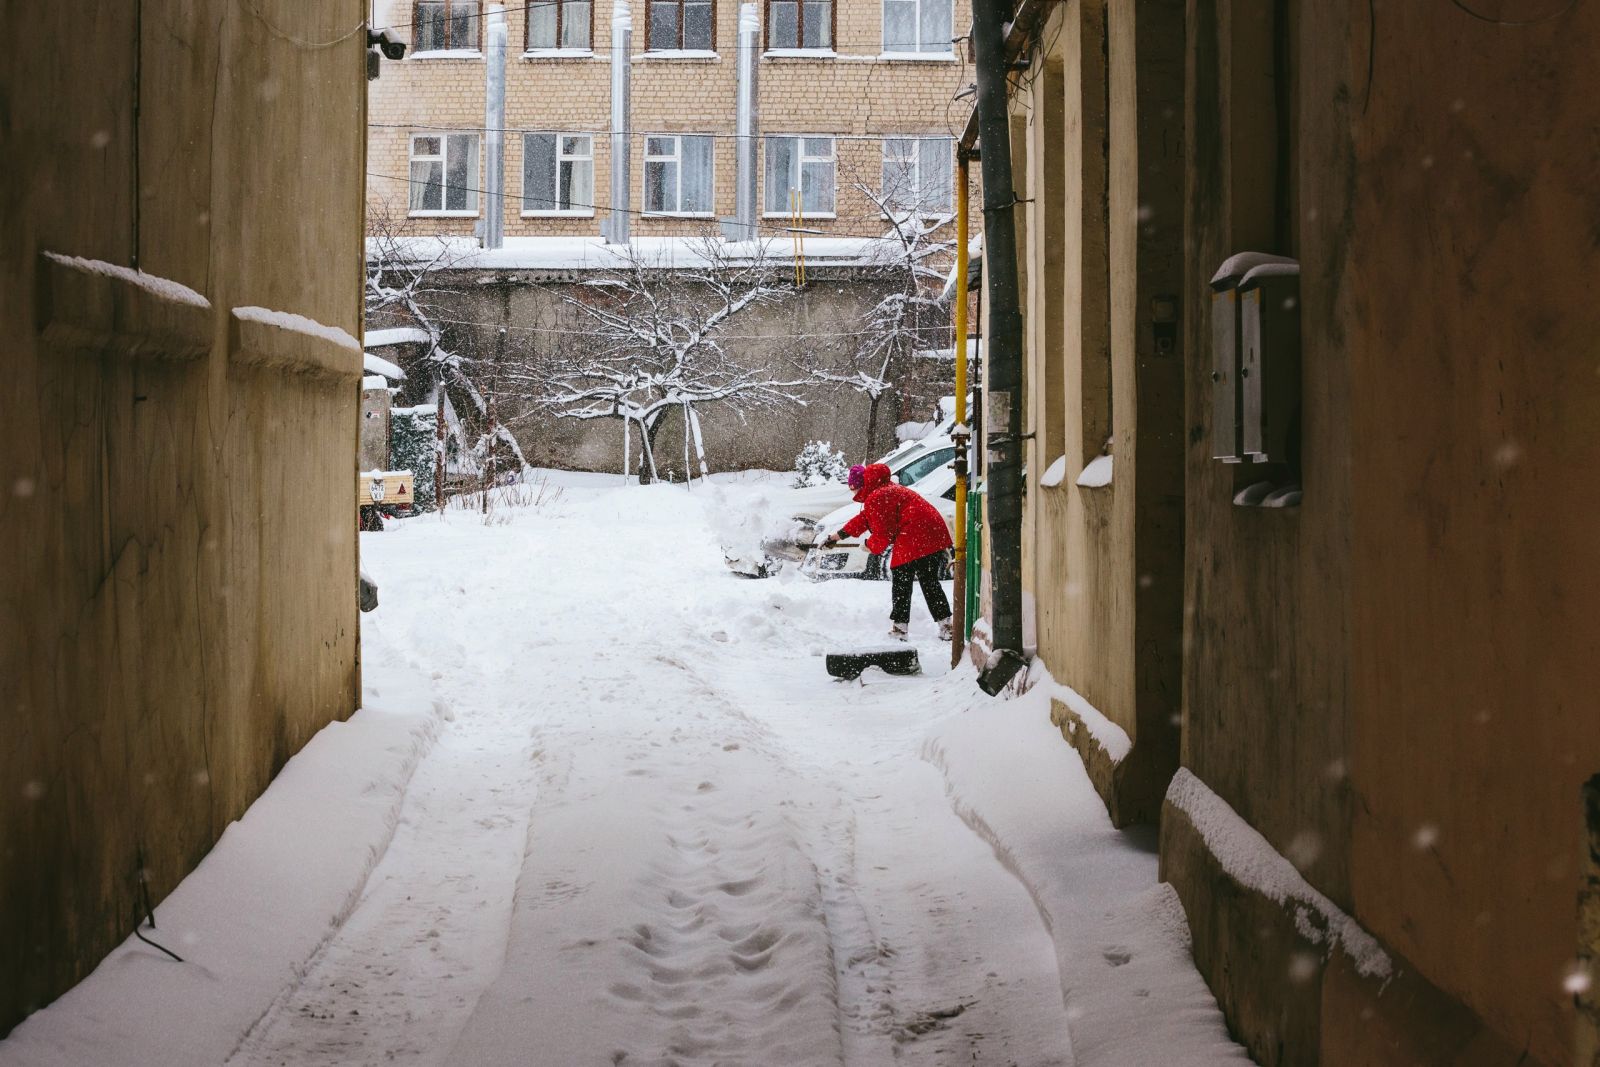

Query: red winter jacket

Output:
[838, 463, 953, 569]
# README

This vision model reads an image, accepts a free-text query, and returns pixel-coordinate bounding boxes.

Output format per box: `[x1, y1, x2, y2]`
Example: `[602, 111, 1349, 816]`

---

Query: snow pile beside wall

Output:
[1165, 769, 1393, 979]
[922, 676, 1250, 1066]
[0, 666, 445, 1066]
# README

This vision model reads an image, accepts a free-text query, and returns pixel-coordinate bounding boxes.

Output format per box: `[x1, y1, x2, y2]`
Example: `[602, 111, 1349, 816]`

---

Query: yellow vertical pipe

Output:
[950, 153, 970, 668]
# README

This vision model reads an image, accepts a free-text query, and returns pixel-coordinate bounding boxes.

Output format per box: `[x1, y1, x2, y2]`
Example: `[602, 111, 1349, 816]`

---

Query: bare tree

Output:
[504, 236, 809, 484]
[821, 170, 956, 455]
[364, 202, 528, 476]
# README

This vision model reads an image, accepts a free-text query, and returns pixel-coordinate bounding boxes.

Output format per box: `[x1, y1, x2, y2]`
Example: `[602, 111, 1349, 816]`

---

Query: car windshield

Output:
[895, 447, 955, 486]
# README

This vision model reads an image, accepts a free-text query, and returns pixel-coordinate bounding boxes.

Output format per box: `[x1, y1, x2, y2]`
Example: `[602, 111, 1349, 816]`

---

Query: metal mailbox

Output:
[1210, 285, 1242, 463]
[1238, 263, 1301, 464]
[1210, 252, 1299, 467]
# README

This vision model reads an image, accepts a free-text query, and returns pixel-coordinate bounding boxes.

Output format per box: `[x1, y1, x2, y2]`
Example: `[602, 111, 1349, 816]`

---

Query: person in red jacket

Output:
[823, 462, 954, 640]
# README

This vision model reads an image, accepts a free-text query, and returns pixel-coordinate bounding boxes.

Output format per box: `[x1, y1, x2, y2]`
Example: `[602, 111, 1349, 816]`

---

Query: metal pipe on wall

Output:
[603, 0, 633, 245]
[970, 0, 1027, 695]
[482, 4, 507, 249]
[951, 151, 971, 670]
[733, 3, 761, 241]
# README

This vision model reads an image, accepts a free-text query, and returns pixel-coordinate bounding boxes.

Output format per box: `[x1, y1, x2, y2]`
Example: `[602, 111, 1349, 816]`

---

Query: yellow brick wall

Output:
[368, 0, 980, 240]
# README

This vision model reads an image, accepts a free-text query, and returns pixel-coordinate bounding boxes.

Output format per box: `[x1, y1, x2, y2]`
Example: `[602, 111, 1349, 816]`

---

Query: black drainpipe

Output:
[971, 0, 1027, 695]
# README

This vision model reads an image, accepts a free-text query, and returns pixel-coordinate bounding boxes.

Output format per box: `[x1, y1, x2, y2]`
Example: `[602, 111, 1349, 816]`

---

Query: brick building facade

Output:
[368, 0, 976, 240]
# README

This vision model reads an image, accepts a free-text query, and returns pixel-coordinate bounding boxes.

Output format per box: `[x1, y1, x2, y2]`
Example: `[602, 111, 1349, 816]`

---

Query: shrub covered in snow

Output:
[391, 406, 438, 509]
[793, 441, 849, 488]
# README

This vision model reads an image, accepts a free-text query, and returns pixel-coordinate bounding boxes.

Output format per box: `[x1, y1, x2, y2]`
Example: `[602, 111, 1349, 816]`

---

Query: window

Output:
[882, 0, 951, 53]
[882, 137, 953, 214]
[895, 446, 955, 485]
[647, 0, 714, 50]
[409, 133, 480, 214]
[643, 135, 714, 214]
[766, 0, 831, 49]
[526, 0, 591, 49]
[523, 133, 594, 214]
[764, 136, 835, 216]
[414, 0, 479, 51]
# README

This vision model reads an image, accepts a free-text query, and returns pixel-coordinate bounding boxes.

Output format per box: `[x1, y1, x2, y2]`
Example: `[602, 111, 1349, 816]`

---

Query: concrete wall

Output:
[0, 0, 366, 1035]
[1163, 0, 1600, 1063]
[1011, 0, 1185, 826]
[380, 267, 949, 474]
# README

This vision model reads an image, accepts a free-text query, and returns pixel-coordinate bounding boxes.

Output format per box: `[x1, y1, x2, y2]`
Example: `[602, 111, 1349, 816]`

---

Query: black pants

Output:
[890, 552, 951, 625]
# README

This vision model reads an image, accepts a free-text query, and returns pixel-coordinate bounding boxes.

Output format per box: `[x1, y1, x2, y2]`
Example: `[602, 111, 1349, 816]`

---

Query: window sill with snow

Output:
[409, 49, 484, 60]
[634, 50, 720, 61]
[763, 48, 837, 59]
[875, 51, 957, 62]
[522, 48, 598, 59]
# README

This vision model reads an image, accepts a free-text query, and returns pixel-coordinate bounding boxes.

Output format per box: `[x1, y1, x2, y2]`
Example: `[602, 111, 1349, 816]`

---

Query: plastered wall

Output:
[1012, 0, 1185, 825]
[0, 0, 365, 1034]
[1167, 0, 1600, 1062]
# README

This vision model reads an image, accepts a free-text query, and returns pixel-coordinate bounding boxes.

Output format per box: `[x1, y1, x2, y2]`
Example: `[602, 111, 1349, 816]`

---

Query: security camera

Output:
[368, 28, 408, 60]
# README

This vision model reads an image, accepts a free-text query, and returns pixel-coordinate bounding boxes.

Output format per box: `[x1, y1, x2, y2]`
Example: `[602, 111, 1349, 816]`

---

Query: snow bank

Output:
[0, 670, 444, 1066]
[923, 678, 1249, 1065]
[1025, 662, 1132, 762]
[1165, 769, 1392, 979]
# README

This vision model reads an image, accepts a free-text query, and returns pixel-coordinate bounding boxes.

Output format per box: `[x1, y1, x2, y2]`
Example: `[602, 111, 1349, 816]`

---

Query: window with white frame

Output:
[766, 0, 831, 49]
[410, 133, 481, 214]
[648, 0, 714, 50]
[643, 135, 714, 214]
[882, 0, 951, 53]
[882, 137, 953, 214]
[414, 0, 479, 52]
[526, 0, 591, 49]
[764, 135, 835, 216]
[523, 133, 594, 213]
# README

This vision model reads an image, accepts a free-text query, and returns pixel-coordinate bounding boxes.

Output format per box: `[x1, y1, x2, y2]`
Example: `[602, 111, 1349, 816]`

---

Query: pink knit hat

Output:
[847, 464, 866, 489]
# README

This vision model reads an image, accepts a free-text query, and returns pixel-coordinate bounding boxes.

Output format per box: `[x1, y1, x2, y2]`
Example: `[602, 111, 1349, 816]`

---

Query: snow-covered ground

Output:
[0, 472, 1246, 1067]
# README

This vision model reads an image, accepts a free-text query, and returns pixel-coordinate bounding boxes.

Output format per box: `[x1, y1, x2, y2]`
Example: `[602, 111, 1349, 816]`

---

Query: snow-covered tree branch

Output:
[500, 236, 810, 484]
[821, 174, 956, 455]
[364, 202, 528, 475]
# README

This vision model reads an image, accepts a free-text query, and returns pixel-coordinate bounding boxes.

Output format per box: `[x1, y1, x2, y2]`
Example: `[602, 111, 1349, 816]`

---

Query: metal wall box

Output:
[1210, 287, 1242, 462]
[1209, 253, 1298, 466]
[1238, 263, 1301, 464]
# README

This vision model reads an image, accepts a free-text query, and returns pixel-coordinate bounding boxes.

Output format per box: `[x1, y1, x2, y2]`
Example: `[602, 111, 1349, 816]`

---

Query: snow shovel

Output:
[826, 647, 921, 680]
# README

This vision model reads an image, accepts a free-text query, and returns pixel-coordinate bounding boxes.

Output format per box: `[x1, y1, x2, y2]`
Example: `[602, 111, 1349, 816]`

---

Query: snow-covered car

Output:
[800, 465, 959, 580]
[783, 436, 956, 554]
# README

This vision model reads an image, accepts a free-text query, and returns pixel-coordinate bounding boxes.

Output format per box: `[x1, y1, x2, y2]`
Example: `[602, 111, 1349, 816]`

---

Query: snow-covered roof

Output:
[364, 352, 406, 379]
[915, 338, 982, 362]
[938, 234, 983, 302]
[367, 235, 904, 272]
[364, 327, 431, 348]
